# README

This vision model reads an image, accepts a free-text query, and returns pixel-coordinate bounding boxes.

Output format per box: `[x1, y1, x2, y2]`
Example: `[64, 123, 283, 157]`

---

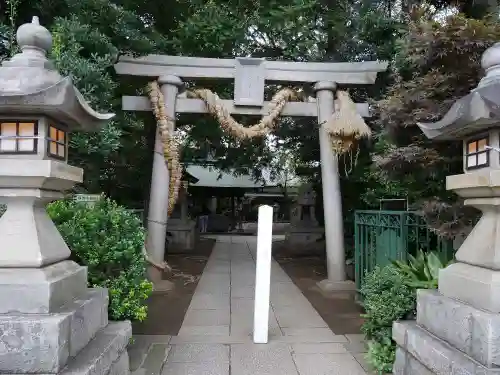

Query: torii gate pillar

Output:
[315, 81, 350, 289]
[147, 75, 183, 289]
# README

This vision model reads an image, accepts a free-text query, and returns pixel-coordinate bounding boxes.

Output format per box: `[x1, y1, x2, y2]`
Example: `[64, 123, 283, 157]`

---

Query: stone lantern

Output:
[393, 43, 500, 374]
[0, 17, 131, 374]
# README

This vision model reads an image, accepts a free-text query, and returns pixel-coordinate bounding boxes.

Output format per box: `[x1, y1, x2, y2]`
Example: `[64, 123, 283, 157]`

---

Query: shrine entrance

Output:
[114, 55, 387, 290]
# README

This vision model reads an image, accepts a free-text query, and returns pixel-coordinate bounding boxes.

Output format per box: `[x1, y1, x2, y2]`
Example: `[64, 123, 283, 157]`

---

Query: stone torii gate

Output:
[114, 55, 387, 289]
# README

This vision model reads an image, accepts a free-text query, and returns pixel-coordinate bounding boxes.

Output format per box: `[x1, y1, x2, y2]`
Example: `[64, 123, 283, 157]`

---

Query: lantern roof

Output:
[417, 42, 500, 141]
[0, 16, 114, 131]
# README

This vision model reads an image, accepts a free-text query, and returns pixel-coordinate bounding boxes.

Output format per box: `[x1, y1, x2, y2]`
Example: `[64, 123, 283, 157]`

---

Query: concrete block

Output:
[60, 288, 108, 357]
[406, 352, 435, 375]
[395, 321, 500, 374]
[392, 321, 407, 347]
[393, 347, 407, 375]
[56, 321, 132, 375]
[0, 289, 108, 373]
[439, 262, 500, 313]
[417, 289, 500, 368]
[471, 306, 500, 368]
[417, 289, 473, 354]
[0, 260, 87, 313]
[0, 313, 71, 373]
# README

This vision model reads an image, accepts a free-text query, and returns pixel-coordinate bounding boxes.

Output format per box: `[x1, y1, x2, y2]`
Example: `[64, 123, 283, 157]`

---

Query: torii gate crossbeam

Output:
[115, 55, 388, 291]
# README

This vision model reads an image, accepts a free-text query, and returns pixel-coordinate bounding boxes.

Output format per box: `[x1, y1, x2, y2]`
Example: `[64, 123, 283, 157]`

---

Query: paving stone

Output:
[131, 335, 172, 345]
[161, 361, 229, 375]
[178, 325, 230, 336]
[141, 343, 169, 375]
[128, 336, 165, 371]
[353, 352, 373, 373]
[290, 343, 348, 354]
[182, 309, 230, 327]
[231, 285, 255, 298]
[211, 252, 231, 261]
[170, 335, 250, 344]
[231, 324, 283, 338]
[230, 278, 255, 288]
[230, 307, 280, 330]
[271, 282, 302, 295]
[189, 293, 229, 310]
[274, 307, 328, 328]
[195, 281, 230, 294]
[198, 274, 230, 285]
[171, 237, 368, 375]
[283, 328, 347, 342]
[345, 334, 365, 343]
[343, 340, 368, 354]
[108, 351, 130, 375]
[272, 299, 315, 312]
[293, 353, 366, 375]
[231, 343, 298, 375]
[167, 344, 229, 363]
[201, 266, 230, 275]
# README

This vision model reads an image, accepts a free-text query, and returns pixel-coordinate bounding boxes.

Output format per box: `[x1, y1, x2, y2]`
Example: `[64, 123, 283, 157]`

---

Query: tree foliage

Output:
[372, 9, 500, 236]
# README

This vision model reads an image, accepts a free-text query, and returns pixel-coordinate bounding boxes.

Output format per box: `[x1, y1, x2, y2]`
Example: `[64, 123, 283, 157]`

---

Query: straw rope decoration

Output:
[325, 91, 371, 173]
[147, 81, 371, 215]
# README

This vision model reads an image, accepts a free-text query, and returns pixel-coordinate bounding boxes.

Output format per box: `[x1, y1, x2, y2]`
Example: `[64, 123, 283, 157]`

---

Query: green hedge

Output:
[360, 265, 415, 373]
[47, 197, 152, 321]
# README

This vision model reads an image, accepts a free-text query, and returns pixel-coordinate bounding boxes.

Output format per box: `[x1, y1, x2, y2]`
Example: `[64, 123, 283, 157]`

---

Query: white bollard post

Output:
[253, 205, 273, 344]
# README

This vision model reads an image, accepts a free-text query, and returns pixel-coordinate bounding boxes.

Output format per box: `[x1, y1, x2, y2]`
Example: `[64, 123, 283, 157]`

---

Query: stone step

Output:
[0, 288, 108, 373]
[416, 289, 500, 368]
[0, 321, 132, 375]
[393, 320, 500, 374]
[58, 321, 131, 375]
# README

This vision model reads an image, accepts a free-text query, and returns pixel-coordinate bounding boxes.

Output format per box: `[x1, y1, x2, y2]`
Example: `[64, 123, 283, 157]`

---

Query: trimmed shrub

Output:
[360, 265, 415, 373]
[47, 197, 152, 321]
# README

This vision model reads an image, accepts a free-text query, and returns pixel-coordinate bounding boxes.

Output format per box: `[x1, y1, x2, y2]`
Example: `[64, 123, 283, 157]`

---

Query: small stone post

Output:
[393, 43, 500, 374]
[146, 74, 183, 288]
[253, 204, 273, 344]
[0, 17, 131, 375]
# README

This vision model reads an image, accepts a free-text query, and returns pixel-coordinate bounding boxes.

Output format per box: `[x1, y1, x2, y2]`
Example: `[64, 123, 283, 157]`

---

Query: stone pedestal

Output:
[393, 289, 500, 374]
[285, 185, 324, 247]
[166, 218, 197, 252]
[0, 161, 131, 375]
[286, 225, 324, 245]
[393, 170, 500, 374]
[0, 261, 131, 375]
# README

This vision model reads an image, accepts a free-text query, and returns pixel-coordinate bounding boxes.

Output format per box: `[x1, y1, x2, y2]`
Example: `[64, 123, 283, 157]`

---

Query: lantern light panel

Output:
[0, 121, 38, 154]
[465, 135, 489, 170]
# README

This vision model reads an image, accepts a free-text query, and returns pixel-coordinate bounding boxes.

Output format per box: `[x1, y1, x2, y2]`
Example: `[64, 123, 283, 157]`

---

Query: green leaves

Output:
[47, 197, 153, 321]
[391, 250, 452, 289]
[360, 265, 415, 372]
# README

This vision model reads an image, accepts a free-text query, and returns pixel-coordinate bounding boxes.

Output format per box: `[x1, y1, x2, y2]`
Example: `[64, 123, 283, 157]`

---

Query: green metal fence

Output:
[354, 210, 454, 291]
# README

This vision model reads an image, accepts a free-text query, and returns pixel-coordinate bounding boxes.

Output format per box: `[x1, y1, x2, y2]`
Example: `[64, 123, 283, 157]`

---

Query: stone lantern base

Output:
[0, 261, 131, 375]
[393, 289, 500, 374]
[393, 171, 500, 374]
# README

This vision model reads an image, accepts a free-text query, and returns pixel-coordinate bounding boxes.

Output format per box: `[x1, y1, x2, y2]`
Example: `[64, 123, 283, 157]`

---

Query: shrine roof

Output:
[186, 165, 278, 189]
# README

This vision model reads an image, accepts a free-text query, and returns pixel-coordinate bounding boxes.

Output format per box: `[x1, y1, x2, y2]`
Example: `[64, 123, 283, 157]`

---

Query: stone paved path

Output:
[129, 236, 370, 375]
